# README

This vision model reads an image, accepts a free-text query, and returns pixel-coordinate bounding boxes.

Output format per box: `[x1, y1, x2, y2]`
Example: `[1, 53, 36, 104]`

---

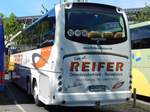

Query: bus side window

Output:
[40, 17, 55, 48]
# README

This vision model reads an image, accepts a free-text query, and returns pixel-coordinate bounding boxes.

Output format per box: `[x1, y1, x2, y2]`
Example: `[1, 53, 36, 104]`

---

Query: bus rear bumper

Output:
[54, 91, 131, 106]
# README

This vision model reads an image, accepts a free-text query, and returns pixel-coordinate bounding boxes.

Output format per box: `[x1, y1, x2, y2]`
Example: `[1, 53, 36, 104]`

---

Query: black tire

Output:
[27, 80, 31, 95]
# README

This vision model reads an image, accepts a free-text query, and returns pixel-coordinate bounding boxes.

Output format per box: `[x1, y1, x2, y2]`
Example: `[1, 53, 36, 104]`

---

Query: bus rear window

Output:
[65, 8, 126, 45]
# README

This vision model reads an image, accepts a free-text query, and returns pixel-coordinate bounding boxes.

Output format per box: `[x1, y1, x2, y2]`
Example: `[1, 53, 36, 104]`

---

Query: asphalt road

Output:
[0, 80, 104, 112]
[0, 80, 150, 112]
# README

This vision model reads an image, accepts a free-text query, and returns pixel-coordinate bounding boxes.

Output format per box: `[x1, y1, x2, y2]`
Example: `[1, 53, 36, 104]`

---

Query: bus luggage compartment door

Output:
[39, 74, 51, 104]
[62, 54, 129, 93]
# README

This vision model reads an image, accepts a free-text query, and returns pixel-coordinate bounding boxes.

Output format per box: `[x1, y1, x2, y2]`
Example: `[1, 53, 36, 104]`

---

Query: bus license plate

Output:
[89, 85, 106, 92]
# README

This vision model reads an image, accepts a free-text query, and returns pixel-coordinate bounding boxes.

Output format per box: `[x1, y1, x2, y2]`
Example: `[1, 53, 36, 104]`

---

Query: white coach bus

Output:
[9, 2, 131, 106]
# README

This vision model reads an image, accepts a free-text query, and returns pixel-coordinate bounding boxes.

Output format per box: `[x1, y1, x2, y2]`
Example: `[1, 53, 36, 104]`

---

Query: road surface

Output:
[0, 80, 150, 112]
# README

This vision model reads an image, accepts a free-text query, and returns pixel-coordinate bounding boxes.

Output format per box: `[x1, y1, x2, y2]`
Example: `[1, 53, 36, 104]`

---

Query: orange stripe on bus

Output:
[33, 47, 52, 68]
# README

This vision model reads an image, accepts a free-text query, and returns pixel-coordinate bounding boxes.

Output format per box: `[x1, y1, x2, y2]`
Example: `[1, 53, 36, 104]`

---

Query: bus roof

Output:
[129, 21, 150, 29]
[64, 2, 120, 9]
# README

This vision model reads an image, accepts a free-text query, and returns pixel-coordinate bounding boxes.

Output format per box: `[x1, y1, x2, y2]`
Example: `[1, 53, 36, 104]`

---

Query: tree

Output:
[135, 5, 150, 22]
[0, 12, 4, 18]
[3, 13, 23, 40]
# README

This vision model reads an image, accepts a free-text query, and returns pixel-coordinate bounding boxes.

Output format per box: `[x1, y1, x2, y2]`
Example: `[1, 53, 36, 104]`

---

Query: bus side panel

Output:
[0, 20, 5, 91]
[10, 46, 55, 103]
[132, 49, 150, 97]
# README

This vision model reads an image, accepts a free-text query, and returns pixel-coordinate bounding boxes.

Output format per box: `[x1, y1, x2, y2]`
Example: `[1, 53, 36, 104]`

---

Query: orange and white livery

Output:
[9, 2, 131, 106]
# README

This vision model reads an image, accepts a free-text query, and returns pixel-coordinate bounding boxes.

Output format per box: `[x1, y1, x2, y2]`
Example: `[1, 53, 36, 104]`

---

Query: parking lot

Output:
[0, 79, 150, 112]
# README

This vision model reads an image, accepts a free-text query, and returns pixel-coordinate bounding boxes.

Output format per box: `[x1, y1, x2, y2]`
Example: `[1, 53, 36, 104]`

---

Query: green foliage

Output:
[0, 12, 4, 18]
[2, 12, 23, 39]
[135, 5, 150, 22]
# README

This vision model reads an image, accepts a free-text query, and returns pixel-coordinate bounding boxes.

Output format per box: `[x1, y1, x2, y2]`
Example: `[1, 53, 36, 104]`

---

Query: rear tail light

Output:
[58, 75, 62, 80]
[0, 71, 4, 77]
[0, 80, 4, 84]
[58, 81, 62, 86]
[0, 71, 4, 84]
[130, 75, 132, 78]
[129, 80, 132, 84]
[129, 85, 132, 90]
[58, 87, 62, 92]
[57, 75, 63, 92]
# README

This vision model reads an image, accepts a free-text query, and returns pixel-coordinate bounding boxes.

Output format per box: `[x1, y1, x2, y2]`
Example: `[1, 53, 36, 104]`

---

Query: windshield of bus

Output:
[65, 7, 126, 45]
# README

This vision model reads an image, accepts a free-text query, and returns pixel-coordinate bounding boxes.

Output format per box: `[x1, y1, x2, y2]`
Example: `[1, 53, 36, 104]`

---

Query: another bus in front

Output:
[54, 3, 131, 106]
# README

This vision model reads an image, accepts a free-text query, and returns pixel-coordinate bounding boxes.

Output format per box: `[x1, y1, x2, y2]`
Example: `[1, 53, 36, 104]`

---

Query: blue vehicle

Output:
[0, 18, 5, 92]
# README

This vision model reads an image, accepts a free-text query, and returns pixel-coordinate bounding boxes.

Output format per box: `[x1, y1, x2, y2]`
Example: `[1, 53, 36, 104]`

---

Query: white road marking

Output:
[7, 86, 27, 112]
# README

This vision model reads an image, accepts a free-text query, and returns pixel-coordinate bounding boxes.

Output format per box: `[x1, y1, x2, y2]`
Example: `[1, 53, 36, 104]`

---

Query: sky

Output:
[0, 0, 150, 17]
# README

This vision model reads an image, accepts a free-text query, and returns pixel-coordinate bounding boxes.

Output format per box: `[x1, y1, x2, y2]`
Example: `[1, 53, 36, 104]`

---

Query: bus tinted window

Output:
[131, 25, 150, 49]
[11, 15, 56, 53]
[131, 25, 150, 40]
[40, 17, 55, 47]
[65, 8, 126, 44]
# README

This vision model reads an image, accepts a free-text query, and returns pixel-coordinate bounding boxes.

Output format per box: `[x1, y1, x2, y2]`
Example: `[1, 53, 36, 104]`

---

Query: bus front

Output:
[55, 3, 131, 106]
